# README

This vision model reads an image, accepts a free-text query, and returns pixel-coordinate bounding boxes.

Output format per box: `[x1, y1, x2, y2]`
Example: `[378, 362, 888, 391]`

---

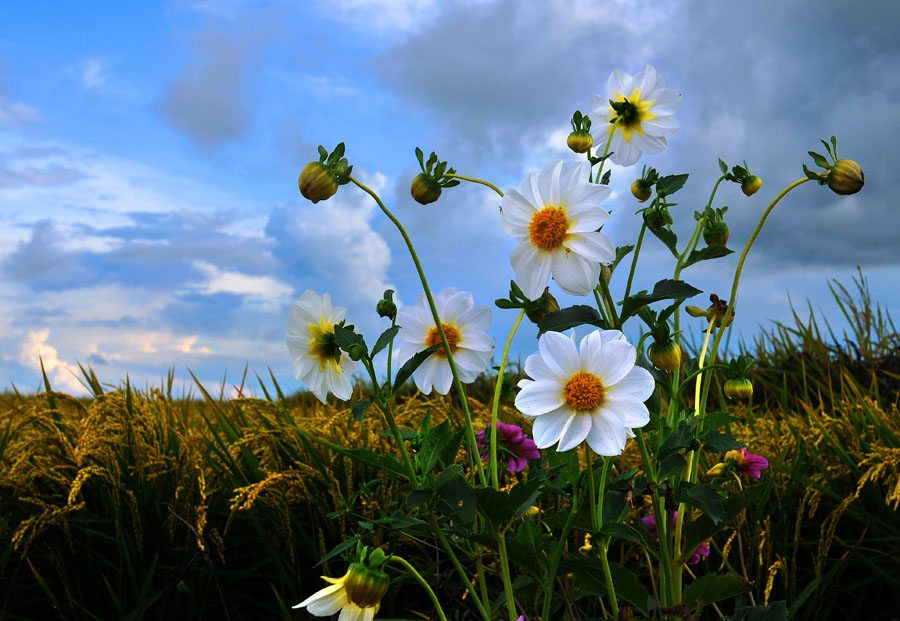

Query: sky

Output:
[1, 0, 898, 396]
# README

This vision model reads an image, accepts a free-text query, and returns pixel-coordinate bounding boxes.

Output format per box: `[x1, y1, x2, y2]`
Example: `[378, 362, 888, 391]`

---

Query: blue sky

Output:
[1, 0, 898, 396]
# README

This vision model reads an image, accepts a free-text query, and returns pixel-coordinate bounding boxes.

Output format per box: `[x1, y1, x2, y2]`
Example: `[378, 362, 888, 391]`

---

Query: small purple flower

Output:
[725, 447, 769, 479]
[641, 512, 710, 566]
[475, 422, 541, 472]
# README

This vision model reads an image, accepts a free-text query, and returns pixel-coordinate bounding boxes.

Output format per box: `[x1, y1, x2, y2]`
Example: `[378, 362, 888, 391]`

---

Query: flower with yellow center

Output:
[286, 290, 357, 404]
[590, 65, 682, 167]
[515, 329, 654, 455]
[396, 287, 495, 395]
[500, 160, 615, 301]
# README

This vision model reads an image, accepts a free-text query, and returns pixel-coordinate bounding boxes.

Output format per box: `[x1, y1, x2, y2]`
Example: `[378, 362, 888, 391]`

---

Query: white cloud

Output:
[190, 260, 293, 307]
[16, 329, 84, 393]
[0, 97, 41, 127]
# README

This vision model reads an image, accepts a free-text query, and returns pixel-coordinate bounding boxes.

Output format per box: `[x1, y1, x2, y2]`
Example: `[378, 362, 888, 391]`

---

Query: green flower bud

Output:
[567, 131, 593, 154]
[828, 159, 864, 195]
[299, 162, 339, 203]
[345, 562, 390, 608]
[724, 378, 753, 400]
[376, 290, 397, 321]
[631, 180, 652, 202]
[643, 209, 671, 232]
[648, 340, 681, 372]
[741, 175, 762, 196]
[525, 288, 560, 325]
[706, 462, 727, 477]
[703, 223, 729, 246]
[410, 172, 442, 205]
[685, 305, 707, 318]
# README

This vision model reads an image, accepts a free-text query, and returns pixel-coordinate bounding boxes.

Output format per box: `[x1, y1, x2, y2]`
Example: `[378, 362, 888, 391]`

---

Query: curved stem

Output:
[490, 309, 526, 490]
[389, 556, 449, 621]
[444, 173, 504, 197]
[624, 221, 647, 302]
[363, 359, 419, 486]
[596, 457, 619, 620]
[350, 176, 488, 488]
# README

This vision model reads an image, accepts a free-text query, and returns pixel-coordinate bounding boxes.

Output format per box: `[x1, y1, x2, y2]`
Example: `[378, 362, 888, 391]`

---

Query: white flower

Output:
[590, 65, 681, 167]
[397, 287, 495, 395]
[500, 160, 615, 301]
[286, 290, 357, 404]
[515, 329, 655, 455]
[294, 571, 382, 621]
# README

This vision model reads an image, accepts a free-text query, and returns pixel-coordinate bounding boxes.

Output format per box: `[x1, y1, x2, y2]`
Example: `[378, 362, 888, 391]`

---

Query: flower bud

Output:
[648, 340, 681, 372]
[827, 159, 864, 195]
[525, 288, 560, 325]
[703, 223, 729, 246]
[410, 172, 442, 205]
[299, 162, 339, 203]
[567, 131, 593, 154]
[706, 463, 727, 478]
[685, 305, 707, 318]
[376, 290, 397, 321]
[344, 562, 390, 608]
[741, 175, 762, 196]
[631, 180, 652, 202]
[643, 209, 670, 232]
[724, 378, 753, 400]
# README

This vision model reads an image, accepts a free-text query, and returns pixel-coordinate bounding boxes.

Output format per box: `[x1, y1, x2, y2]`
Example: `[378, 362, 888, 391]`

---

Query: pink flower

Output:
[725, 447, 769, 479]
[475, 423, 541, 472]
[641, 512, 710, 565]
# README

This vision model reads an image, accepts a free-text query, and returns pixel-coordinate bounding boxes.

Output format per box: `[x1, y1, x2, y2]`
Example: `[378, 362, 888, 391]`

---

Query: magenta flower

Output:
[641, 512, 710, 565]
[725, 447, 769, 479]
[475, 422, 541, 472]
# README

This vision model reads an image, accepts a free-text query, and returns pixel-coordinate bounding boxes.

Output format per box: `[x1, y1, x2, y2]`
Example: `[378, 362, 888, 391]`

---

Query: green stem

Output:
[386, 316, 395, 395]
[362, 359, 420, 486]
[593, 288, 611, 324]
[598, 277, 620, 328]
[635, 430, 673, 607]
[496, 528, 519, 621]
[623, 221, 647, 302]
[490, 309, 526, 490]
[543, 481, 579, 621]
[427, 515, 491, 621]
[444, 173, 504, 197]
[596, 457, 619, 619]
[389, 556, 449, 621]
[594, 118, 619, 183]
[475, 556, 491, 615]
[350, 176, 488, 488]
[587, 444, 598, 531]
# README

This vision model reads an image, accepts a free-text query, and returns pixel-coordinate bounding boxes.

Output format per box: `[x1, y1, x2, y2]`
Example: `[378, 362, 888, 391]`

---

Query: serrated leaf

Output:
[649, 225, 679, 257]
[612, 244, 635, 269]
[686, 483, 725, 523]
[658, 420, 693, 459]
[600, 521, 643, 544]
[417, 421, 452, 475]
[683, 487, 761, 554]
[703, 430, 744, 452]
[370, 325, 399, 358]
[537, 305, 607, 335]
[436, 478, 475, 523]
[683, 573, 753, 611]
[406, 490, 433, 510]
[392, 344, 441, 395]
[656, 173, 689, 195]
[621, 279, 702, 323]
[682, 244, 734, 269]
[314, 536, 361, 567]
[351, 398, 372, 422]
[334, 324, 367, 356]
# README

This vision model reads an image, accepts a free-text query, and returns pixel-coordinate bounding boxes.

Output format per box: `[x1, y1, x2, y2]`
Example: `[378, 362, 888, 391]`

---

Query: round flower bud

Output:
[703, 224, 729, 246]
[724, 378, 753, 400]
[685, 305, 707, 318]
[567, 131, 593, 154]
[344, 563, 390, 608]
[525, 289, 560, 325]
[410, 173, 442, 205]
[741, 175, 762, 197]
[298, 162, 339, 203]
[376, 298, 397, 321]
[631, 180, 652, 202]
[643, 209, 669, 232]
[827, 159, 864, 195]
[648, 340, 681, 372]
[706, 463, 727, 478]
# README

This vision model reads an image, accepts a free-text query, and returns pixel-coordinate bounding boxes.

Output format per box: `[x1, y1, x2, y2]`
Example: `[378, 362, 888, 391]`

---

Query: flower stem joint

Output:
[299, 143, 353, 203]
[410, 147, 460, 204]
[567, 110, 594, 154]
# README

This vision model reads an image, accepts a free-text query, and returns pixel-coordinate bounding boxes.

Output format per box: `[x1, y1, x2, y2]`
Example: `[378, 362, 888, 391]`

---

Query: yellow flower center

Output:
[564, 371, 605, 411]
[528, 206, 568, 251]
[607, 86, 658, 143]
[425, 323, 461, 356]
[725, 448, 745, 465]
[307, 317, 343, 373]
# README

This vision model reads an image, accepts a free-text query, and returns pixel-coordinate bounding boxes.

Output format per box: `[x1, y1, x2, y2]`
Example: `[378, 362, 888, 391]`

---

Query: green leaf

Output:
[600, 521, 643, 544]
[682, 244, 734, 269]
[438, 428, 465, 468]
[537, 305, 607, 335]
[683, 573, 753, 611]
[370, 325, 399, 357]
[802, 163, 822, 181]
[728, 602, 788, 621]
[649, 226, 679, 257]
[351, 398, 372, 422]
[392, 344, 441, 394]
[406, 490, 433, 510]
[601, 489, 629, 525]
[417, 421, 452, 475]
[807, 150, 830, 169]
[719, 158, 728, 174]
[436, 478, 475, 523]
[683, 487, 760, 554]
[703, 430, 744, 452]
[378, 512, 427, 530]
[334, 324, 367, 357]
[505, 520, 546, 578]
[546, 445, 581, 487]
[658, 420, 693, 459]
[656, 173, 689, 195]
[685, 483, 725, 523]
[612, 244, 635, 270]
[495, 298, 520, 310]
[338, 447, 409, 479]
[314, 536, 361, 567]
[658, 453, 689, 479]
[471, 479, 543, 527]
[620, 279, 702, 322]
[701, 411, 742, 434]
[565, 560, 652, 616]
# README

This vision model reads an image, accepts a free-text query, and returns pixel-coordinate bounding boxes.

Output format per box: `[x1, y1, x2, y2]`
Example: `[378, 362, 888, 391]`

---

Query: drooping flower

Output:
[590, 65, 681, 167]
[286, 290, 357, 404]
[475, 422, 542, 472]
[642, 512, 710, 565]
[294, 562, 389, 620]
[500, 160, 615, 301]
[396, 287, 495, 395]
[726, 447, 769, 479]
[515, 329, 655, 455]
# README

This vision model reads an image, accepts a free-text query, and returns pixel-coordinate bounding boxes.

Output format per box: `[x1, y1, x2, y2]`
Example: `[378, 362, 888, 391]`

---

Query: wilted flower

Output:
[475, 422, 541, 472]
[642, 512, 710, 565]
[727, 447, 769, 479]
[515, 329, 654, 455]
[500, 160, 615, 300]
[590, 65, 682, 167]
[396, 287, 495, 395]
[287, 291, 357, 404]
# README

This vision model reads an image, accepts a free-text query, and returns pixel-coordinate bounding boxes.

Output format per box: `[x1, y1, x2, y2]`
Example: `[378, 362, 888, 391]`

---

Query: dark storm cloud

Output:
[372, 0, 900, 269]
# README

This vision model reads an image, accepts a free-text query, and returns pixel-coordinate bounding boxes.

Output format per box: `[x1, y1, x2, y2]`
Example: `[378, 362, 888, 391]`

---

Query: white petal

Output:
[413, 355, 440, 395]
[538, 330, 582, 378]
[291, 355, 316, 382]
[577, 330, 605, 370]
[440, 288, 472, 322]
[632, 133, 667, 154]
[454, 348, 490, 374]
[532, 407, 573, 448]
[295, 582, 344, 609]
[523, 351, 561, 383]
[535, 160, 563, 207]
[433, 359, 454, 394]
[396, 306, 429, 337]
[328, 367, 354, 401]
[590, 93, 609, 118]
[564, 182, 612, 215]
[564, 232, 616, 264]
[586, 412, 626, 456]
[556, 412, 592, 452]
[510, 242, 552, 301]
[500, 189, 537, 237]
[603, 394, 650, 428]
[458, 304, 491, 332]
[339, 604, 364, 621]
[607, 365, 655, 402]
[607, 68, 632, 98]
[599, 330, 626, 345]
[590, 340, 636, 386]
[288, 301, 318, 332]
[642, 114, 680, 137]
[515, 380, 565, 416]
[649, 88, 682, 116]
[364, 607, 376, 621]
[551, 250, 600, 297]
[556, 160, 590, 202]
[460, 330, 494, 353]
[610, 133, 642, 167]
[634, 65, 659, 98]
